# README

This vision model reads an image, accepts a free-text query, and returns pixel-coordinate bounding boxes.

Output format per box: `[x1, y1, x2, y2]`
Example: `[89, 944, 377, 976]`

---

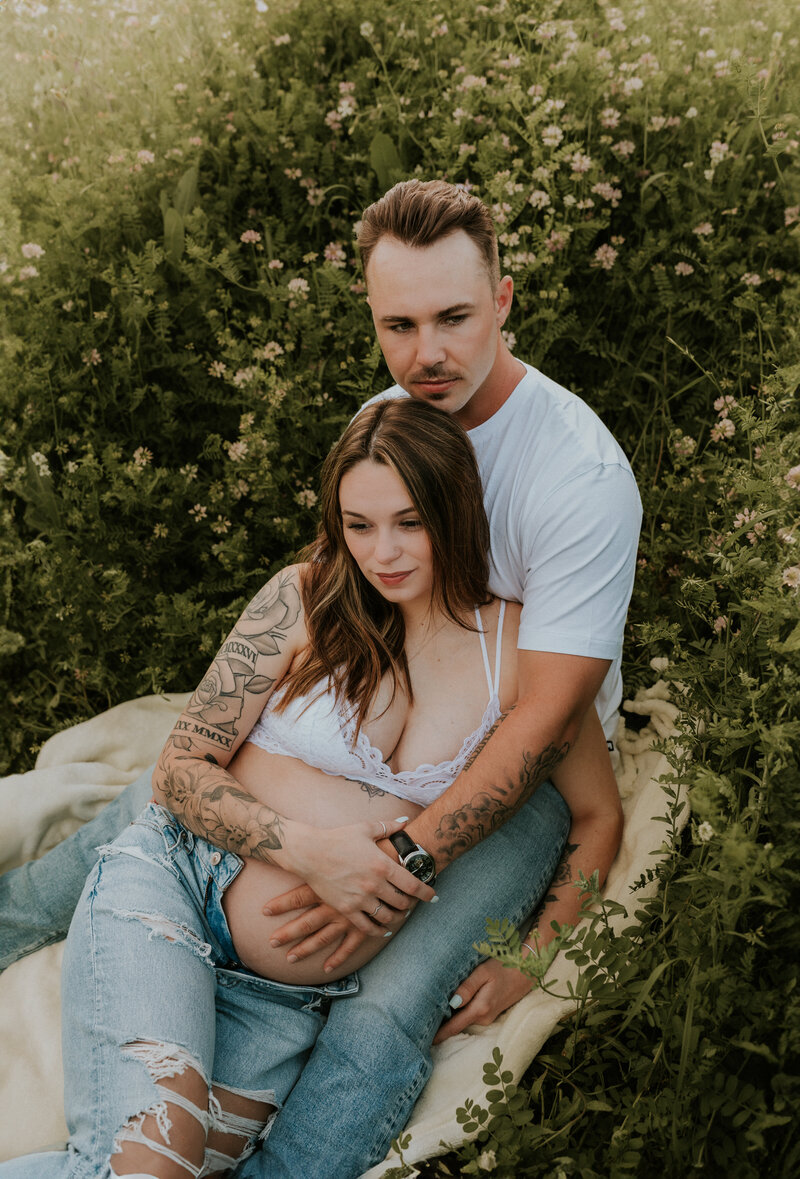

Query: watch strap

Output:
[389, 830, 418, 859]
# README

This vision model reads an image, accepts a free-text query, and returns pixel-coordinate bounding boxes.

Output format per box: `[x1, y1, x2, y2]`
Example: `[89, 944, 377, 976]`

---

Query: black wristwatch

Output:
[389, 831, 437, 886]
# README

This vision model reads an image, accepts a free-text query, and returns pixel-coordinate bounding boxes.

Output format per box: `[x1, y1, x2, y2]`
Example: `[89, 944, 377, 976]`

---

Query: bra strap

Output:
[493, 600, 506, 696]
[475, 606, 494, 698]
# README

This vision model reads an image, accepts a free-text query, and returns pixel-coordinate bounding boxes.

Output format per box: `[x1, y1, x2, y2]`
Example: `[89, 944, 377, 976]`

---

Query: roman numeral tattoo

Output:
[156, 573, 301, 863]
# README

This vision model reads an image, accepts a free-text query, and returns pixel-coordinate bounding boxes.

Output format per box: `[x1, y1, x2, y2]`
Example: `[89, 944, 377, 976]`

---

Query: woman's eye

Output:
[346, 522, 369, 532]
[401, 519, 423, 529]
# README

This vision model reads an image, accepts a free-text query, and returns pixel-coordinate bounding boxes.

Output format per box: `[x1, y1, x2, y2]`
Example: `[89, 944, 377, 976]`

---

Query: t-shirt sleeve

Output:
[516, 463, 642, 660]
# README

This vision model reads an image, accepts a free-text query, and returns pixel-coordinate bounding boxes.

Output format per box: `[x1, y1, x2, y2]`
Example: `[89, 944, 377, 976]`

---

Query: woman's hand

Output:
[432, 959, 533, 1044]
[284, 817, 435, 935]
[264, 885, 414, 971]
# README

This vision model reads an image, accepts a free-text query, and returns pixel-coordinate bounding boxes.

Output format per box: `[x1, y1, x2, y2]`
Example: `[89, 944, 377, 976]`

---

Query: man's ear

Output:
[494, 274, 514, 327]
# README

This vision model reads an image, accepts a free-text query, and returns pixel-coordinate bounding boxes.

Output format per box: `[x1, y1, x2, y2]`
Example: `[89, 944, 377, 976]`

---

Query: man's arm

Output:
[434, 703, 623, 1040]
[400, 648, 610, 869]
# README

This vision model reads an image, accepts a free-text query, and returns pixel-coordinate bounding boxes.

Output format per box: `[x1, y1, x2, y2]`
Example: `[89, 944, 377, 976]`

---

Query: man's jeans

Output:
[0, 770, 153, 971]
[0, 776, 569, 1179]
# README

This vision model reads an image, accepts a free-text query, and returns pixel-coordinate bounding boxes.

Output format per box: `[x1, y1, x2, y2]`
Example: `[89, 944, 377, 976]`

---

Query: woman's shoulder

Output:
[240, 563, 309, 646]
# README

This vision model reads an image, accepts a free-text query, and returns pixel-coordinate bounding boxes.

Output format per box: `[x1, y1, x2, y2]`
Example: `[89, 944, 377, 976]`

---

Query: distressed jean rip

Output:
[113, 1042, 277, 1178]
[201, 1082, 278, 1175]
[112, 909, 214, 962]
[112, 1041, 210, 1177]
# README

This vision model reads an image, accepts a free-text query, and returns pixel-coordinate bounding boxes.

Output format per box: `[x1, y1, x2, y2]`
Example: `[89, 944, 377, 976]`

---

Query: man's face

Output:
[365, 231, 514, 428]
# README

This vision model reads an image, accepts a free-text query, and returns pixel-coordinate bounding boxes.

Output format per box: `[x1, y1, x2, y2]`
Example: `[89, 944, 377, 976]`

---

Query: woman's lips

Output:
[376, 571, 413, 585]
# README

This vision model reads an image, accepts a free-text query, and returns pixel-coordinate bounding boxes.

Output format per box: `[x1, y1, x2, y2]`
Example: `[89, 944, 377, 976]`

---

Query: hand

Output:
[264, 885, 415, 972]
[433, 959, 533, 1044]
[282, 817, 436, 935]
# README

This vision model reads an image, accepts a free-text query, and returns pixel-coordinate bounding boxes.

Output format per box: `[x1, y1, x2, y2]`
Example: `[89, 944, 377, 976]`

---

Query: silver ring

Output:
[379, 821, 387, 838]
[371, 902, 383, 919]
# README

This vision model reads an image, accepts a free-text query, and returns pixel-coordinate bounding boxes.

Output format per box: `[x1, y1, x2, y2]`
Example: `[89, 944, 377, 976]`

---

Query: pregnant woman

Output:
[0, 398, 620, 1179]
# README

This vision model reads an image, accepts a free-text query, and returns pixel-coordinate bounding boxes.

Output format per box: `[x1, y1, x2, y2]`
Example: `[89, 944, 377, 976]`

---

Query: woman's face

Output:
[339, 460, 434, 608]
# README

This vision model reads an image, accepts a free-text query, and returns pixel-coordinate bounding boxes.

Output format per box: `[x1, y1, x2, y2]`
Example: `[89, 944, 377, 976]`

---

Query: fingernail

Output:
[383, 931, 393, 938]
[269, 938, 280, 947]
[395, 816, 409, 823]
[263, 908, 273, 916]
[430, 895, 440, 903]
[324, 965, 332, 973]
[449, 994, 463, 1009]
[287, 954, 297, 963]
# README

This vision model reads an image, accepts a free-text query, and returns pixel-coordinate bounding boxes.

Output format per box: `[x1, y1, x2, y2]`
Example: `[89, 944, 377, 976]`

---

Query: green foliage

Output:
[2, 0, 800, 1172]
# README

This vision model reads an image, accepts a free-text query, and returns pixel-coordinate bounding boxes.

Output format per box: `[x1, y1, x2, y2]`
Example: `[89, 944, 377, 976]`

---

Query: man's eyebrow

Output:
[379, 302, 475, 323]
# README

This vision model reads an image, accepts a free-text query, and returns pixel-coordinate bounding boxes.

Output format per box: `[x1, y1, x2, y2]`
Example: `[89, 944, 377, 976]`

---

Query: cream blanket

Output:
[0, 676, 686, 1174]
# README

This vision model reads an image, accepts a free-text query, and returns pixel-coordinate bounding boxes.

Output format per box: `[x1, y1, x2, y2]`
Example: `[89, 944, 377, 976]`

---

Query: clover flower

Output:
[785, 466, 800, 490]
[240, 229, 261, 244]
[132, 446, 153, 468]
[541, 125, 563, 147]
[287, 277, 310, 296]
[713, 616, 727, 633]
[675, 262, 694, 276]
[593, 244, 618, 270]
[21, 242, 45, 259]
[697, 822, 715, 842]
[31, 451, 50, 477]
[710, 419, 735, 442]
[693, 222, 713, 236]
[528, 189, 551, 209]
[782, 565, 800, 590]
[19, 266, 39, 280]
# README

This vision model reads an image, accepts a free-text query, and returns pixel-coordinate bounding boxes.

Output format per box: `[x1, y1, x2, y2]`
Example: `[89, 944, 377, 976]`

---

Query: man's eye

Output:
[388, 322, 412, 333]
[444, 314, 467, 326]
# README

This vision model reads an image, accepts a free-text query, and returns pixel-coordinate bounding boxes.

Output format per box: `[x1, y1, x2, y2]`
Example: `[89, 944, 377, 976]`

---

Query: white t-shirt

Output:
[364, 362, 642, 737]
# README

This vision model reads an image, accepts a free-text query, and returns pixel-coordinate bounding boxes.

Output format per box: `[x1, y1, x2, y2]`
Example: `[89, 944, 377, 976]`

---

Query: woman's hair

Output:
[357, 179, 501, 291]
[276, 398, 491, 735]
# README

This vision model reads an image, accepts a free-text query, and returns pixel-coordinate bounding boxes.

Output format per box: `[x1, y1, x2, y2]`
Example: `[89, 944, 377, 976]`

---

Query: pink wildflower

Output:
[593, 244, 618, 270]
[240, 229, 261, 244]
[21, 243, 45, 259]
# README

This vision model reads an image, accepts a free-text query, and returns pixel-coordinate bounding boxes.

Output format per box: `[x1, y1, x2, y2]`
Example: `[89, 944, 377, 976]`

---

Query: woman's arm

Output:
[154, 566, 434, 931]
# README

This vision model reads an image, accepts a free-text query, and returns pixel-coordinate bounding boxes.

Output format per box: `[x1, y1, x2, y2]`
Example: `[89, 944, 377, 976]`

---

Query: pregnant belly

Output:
[221, 741, 422, 984]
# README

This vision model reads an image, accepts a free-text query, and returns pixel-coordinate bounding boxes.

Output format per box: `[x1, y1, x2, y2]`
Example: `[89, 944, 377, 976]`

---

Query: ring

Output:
[371, 902, 383, 919]
[379, 821, 387, 838]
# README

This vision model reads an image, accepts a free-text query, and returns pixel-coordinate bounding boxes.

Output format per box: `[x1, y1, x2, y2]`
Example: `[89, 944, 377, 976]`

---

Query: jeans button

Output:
[210, 852, 222, 866]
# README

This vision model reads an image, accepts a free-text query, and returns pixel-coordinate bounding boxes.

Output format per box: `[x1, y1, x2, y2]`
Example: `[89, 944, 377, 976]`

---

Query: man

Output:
[0, 180, 640, 1177]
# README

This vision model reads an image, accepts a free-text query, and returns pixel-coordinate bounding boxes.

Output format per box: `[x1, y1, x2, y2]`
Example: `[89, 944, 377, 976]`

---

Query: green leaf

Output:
[369, 132, 403, 191]
[174, 165, 199, 218]
[163, 207, 185, 262]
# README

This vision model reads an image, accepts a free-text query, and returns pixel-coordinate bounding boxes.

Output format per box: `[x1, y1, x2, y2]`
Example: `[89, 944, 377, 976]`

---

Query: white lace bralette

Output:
[244, 602, 506, 807]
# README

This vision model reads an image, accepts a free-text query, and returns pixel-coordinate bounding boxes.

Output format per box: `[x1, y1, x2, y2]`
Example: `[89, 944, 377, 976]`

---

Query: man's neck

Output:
[455, 348, 526, 431]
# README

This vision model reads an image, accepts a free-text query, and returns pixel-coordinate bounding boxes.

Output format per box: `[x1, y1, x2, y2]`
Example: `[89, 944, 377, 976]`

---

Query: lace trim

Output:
[341, 695, 501, 789]
[246, 693, 501, 791]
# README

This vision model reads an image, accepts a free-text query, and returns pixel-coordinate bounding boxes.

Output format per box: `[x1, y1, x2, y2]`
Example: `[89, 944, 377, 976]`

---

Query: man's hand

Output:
[433, 959, 532, 1044]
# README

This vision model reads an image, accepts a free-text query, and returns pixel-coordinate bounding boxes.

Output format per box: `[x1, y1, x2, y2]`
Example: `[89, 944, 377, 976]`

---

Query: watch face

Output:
[405, 852, 436, 884]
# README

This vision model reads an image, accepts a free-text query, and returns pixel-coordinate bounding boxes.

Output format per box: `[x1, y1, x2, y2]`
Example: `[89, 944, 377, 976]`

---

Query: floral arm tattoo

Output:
[155, 573, 301, 863]
[428, 709, 570, 862]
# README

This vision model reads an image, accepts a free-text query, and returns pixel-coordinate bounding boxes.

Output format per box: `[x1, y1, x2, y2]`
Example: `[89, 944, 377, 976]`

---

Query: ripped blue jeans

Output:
[0, 803, 357, 1179]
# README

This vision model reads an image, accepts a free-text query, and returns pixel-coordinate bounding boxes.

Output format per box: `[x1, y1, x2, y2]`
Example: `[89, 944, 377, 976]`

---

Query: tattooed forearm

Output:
[526, 842, 580, 935]
[432, 740, 569, 861]
[460, 710, 513, 773]
[158, 753, 287, 863]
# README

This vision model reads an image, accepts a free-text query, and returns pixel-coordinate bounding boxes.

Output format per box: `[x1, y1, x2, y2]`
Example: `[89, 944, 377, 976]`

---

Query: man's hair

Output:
[276, 398, 491, 736]
[357, 179, 500, 290]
